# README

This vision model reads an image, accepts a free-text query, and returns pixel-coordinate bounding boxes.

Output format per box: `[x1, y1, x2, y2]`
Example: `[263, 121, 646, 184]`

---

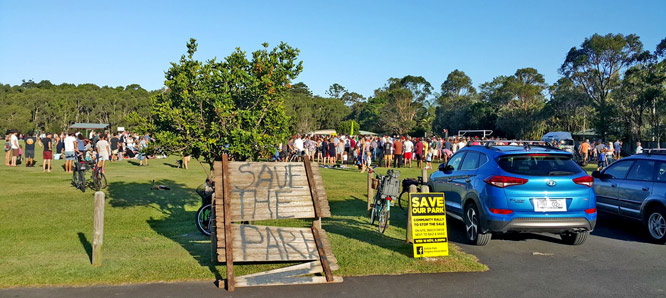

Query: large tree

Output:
[148, 39, 303, 163]
[433, 70, 478, 136]
[559, 33, 643, 139]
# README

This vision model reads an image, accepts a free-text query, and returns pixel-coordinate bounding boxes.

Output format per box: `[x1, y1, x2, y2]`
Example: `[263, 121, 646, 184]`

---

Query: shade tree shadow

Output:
[107, 179, 221, 280]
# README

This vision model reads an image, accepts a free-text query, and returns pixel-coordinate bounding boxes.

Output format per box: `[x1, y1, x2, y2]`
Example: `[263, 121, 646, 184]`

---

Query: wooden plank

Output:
[311, 227, 334, 282]
[214, 162, 224, 261]
[238, 261, 321, 279]
[222, 156, 235, 291]
[303, 158, 322, 219]
[310, 164, 331, 217]
[92, 191, 104, 266]
[235, 276, 343, 288]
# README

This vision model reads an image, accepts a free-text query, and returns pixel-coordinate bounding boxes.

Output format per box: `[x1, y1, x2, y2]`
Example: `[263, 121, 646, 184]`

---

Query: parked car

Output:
[428, 144, 597, 246]
[592, 149, 666, 243]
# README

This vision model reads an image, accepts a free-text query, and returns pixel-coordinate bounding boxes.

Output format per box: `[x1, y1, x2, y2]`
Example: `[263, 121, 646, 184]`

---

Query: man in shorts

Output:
[96, 134, 111, 169]
[383, 137, 393, 168]
[110, 133, 119, 161]
[24, 133, 37, 167]
[39, 133, 53, 172]
[403, 137, 414, 168]
[64, 132, 77, 173]
[9, 130, 19, 167]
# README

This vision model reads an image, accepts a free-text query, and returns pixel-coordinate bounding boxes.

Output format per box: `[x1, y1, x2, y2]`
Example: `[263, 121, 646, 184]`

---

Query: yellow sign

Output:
[410, 193, 449, 258]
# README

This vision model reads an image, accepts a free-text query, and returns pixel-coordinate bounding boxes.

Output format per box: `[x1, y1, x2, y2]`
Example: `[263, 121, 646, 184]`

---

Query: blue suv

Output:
[592, 149, 666, 243]
[428, 144, 597, 245]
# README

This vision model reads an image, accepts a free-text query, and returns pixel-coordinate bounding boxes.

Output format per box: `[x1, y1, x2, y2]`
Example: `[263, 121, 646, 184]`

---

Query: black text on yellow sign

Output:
[410, 193, 449, 258]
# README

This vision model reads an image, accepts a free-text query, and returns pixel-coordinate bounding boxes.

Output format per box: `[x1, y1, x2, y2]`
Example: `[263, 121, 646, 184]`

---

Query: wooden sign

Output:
[212, 157, 341, 290]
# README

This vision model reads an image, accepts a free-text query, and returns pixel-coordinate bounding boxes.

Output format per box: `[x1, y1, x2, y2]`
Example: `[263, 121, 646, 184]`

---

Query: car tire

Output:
[644, 206, 666, 244]
[463, 203, 491, 246]
[560, 231, 589, 245]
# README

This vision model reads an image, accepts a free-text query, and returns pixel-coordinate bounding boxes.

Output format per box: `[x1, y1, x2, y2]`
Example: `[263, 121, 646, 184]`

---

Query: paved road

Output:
[2, 213, 665, 298]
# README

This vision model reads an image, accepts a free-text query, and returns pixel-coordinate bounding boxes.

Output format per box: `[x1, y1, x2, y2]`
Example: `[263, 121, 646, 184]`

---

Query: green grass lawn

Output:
[0, 142, 485, 288]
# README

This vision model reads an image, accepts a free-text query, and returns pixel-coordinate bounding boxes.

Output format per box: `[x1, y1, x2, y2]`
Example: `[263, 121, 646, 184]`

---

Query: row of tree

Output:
[0, 80, 155, 134]
[285, 33, 666, 144]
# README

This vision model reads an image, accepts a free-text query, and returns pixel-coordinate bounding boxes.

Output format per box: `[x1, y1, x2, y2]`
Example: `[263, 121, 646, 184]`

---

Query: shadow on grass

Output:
[107, 179, 222, 281]
[77, 232, 92, 264]
[325, 197, 412, 257]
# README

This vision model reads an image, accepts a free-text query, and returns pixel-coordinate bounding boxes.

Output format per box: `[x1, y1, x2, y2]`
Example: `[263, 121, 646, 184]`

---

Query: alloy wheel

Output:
[648, 212, 666, 240]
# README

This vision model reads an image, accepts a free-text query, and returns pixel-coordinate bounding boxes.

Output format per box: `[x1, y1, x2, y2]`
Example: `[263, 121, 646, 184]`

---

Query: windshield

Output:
[497, 154, 581, 176]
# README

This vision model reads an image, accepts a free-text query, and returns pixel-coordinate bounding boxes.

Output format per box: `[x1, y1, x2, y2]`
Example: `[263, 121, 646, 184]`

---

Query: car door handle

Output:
[642, 187, 649, 192]
[465, 179, 471, 183]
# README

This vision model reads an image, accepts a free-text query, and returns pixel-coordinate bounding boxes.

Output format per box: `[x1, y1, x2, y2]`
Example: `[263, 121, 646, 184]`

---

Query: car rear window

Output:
[497, 154, 581, 176]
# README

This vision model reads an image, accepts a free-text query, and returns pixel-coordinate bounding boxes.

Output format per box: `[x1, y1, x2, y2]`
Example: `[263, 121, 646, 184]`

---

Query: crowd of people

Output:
[280, 134, 648, 172]
[278, 134, 517, 171]
[3, 130, 164, 172]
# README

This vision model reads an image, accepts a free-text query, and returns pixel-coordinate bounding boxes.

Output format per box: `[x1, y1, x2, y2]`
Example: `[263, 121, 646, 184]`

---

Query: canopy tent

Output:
[358, 130, 377, 136]
[308, 129, 337, 135]
[69, 123, 110, 130]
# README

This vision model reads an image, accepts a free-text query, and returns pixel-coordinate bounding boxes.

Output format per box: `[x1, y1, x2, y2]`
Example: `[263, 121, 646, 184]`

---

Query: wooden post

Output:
[219, 157, 235, 292]
[422, 167, 428, 184]
[406, 184, 417, 244]
[303, 158, 322, 230]
[367, 172, 373, 212]
[92, 191, 105, 266]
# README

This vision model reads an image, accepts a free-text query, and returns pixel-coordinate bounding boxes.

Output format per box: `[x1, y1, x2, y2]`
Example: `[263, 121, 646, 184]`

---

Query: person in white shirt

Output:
[9, 130, 19, 167]
[457, 139, 466, 150]
[293, 134, 304, 154]
[64, 132, 77, 173]
[635, 142, 643, 154]
[403, 138, 414, 168]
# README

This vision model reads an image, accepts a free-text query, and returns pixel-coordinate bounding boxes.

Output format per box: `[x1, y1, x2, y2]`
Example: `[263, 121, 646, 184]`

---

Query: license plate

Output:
[532, 198, 567, 212]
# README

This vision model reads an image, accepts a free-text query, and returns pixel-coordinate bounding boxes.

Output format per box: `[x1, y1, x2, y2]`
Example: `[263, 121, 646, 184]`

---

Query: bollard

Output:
[422, 166, 428, 184]
[92, 191, 105, 266]
[367, 172, 373, 212]
[406, 184, 418, 244]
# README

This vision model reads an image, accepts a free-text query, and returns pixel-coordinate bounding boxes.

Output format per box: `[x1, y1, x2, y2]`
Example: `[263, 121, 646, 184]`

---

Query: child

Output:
[425, 148, 433, 170]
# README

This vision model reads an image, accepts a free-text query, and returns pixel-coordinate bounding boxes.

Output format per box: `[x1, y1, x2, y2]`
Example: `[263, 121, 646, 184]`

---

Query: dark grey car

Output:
[592, 150, 666, 243]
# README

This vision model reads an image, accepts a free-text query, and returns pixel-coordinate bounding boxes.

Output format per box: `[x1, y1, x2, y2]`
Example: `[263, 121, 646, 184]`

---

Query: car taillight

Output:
[484, 176, 528, 188]
[573, 176, 594, 187]
[489, 208, 513, 214]
[585, 208, 596, 214]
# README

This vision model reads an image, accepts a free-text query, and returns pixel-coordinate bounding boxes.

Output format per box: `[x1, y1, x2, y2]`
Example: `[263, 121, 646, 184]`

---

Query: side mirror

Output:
[439, 163, 454, 173]
[438, 163, 446, 172]
[591, 171, 604, 179]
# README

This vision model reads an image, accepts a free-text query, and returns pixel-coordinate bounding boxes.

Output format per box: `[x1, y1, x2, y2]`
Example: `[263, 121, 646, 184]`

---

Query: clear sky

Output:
[1, 0, 664, 98]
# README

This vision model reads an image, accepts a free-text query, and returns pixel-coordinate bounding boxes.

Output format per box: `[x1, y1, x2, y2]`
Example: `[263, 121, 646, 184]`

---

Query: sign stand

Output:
[212, 155, 341, 290]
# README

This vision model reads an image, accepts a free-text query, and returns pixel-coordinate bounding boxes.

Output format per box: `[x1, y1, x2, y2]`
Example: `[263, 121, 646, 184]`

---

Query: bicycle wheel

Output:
[196, 204, 212, 236]
[370, 195, 379, 225]
[100, 172, 107, 189]
[72, 171, 79, 188]
[378, 200, 389, 233]
[93, 170, 101, 191]
[398, 190, 408, 210]
[78, 170, 86, 193]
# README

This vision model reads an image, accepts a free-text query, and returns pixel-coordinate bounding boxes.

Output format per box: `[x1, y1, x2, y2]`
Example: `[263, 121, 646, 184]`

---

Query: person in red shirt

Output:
[415, 138, 424, 168]
[393, 138, 404, 168]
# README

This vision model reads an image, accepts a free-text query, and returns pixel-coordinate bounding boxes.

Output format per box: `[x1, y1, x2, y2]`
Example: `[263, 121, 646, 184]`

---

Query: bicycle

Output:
[90, 161, 107, 191]
[288, 150, 307, 162]
[369, 168, 400, 233]
[72, 153, 88, 193]
[397, 177, 423, 210]
[195, 179, 215, 236]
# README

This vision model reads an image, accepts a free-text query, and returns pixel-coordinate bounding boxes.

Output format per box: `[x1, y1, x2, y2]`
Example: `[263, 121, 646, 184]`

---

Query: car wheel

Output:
[645, 206, 666, 244]
[560, 231, 588, 245]
[463, 203, 491, 246]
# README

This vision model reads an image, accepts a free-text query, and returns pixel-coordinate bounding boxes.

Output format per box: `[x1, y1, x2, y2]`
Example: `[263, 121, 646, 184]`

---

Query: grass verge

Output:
[0, 142, 486, 287]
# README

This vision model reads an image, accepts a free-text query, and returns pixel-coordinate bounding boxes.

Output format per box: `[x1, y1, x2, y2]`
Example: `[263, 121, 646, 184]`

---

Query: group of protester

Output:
[280, 134, 651, 172]
[279, 134, 509, 171]
[3, 130, 158, 172]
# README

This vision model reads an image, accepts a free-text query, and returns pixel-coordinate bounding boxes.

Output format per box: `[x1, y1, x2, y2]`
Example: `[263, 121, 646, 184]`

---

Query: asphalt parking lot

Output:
[2, 212, 664, 298]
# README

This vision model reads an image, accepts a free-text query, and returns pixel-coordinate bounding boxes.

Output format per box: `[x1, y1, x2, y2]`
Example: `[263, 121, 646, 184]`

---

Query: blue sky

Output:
[1, 0, 664, 98]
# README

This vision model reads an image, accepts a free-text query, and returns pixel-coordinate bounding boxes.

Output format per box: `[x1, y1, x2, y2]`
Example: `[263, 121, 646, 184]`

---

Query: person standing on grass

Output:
[9, 130, 19, 167]
[614, 139, 621, 160]
[636, 142, 643, 154]
[328, 137, 336, 165]
[24, 133, 37, 167]
[579, 139, 591, 163]
[39, 133, 53, 172]
[96, 134, 111, 169]
[383, 136, 393, 168]
[394, 137, 404, 168]
[64, 132, 77, 173]
[110, 133, 119, 161]
[403, 137, 414, 168]
[138, 136, 149, 166]
[4, 133, 11, 166]
[415, 137, 424, 168]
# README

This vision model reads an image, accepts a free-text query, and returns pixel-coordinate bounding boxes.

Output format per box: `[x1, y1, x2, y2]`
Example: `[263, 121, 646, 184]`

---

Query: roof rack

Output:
[643, 148, 666, 155]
